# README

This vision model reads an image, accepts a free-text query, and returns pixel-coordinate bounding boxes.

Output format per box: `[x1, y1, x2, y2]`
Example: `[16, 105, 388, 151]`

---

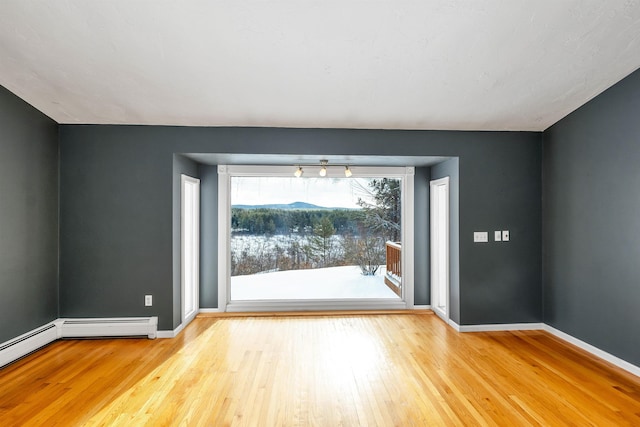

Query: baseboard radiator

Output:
[0, 322, 61, 368]
[0, 317, 157, 369]
[60, 317, 158, 340]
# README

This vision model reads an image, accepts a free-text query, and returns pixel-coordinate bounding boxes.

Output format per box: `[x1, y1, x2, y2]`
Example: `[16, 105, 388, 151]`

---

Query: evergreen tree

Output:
[307, 216, 336, 267]
[357, 178, 401, 242]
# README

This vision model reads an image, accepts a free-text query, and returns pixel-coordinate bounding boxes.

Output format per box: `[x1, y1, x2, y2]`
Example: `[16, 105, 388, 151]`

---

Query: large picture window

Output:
[218, 165, 414, 312]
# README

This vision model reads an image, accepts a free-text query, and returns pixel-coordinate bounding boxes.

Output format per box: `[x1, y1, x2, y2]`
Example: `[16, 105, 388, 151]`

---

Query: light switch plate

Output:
[145, 295, 153, 306]
[494, 231, 502, 241]
[474, 231, 488, 243]
[502, 230, 510, 241]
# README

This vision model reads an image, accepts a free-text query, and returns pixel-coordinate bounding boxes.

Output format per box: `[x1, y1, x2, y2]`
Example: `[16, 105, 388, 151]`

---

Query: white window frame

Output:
[430, 176, 450, 323]
[217, 165, 414, 312]
[181, 174, 200, 325]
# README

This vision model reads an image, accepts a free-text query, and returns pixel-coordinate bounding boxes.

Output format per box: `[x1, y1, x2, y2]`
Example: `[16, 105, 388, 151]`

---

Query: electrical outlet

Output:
[145, 295, 153, 306]
[473, 231, 488, 243]
[502, 230, 510, 241]
[494, 231, 502, 242]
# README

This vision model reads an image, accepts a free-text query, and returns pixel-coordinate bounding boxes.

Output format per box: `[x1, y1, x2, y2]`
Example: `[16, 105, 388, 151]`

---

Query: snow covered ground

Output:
[231, 265, 400, 300]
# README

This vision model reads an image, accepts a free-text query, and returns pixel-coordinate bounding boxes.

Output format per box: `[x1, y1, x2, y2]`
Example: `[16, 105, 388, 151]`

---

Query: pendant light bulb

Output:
[294, 166, 303, 178]
[344, 166, 352, 177]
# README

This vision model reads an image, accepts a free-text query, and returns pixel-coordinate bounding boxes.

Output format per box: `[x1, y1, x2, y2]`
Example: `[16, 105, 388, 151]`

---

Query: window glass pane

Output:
[229, 176, 402, 301]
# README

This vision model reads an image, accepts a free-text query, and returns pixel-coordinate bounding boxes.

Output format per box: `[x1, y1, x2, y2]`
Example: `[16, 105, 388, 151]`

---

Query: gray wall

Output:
[59, 126, 542, 330]
[413, 166, 431, 306]
[543, 68, 640, 366]
[460, 141, 542, 325]
[59, 128, 175, 329]
[0, 86, 59, 343]
[431, 158, 461, 323]
[199, 164, 218, 309]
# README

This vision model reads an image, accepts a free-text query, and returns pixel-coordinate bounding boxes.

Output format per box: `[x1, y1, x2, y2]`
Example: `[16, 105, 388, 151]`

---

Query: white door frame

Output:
[430, 177, 450, 323]
[181, 174, 200, 326]
[217, 165, 415, 312]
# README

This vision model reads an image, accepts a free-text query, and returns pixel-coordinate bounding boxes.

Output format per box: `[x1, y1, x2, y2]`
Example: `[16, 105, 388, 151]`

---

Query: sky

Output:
[231, 177, 379, 209]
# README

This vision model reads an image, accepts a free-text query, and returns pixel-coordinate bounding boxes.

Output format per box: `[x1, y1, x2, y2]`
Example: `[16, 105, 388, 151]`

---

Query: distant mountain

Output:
[232, 201, 351, 210]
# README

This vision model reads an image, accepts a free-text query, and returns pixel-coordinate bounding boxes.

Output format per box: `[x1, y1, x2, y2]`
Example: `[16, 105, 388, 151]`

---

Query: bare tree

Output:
[353, 178, 401, 242]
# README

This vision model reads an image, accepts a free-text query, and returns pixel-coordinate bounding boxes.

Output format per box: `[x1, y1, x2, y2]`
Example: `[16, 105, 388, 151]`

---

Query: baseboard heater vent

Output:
[60, 317, 158, 339]
[0, 317, 158, 369]
[0, 322, 61, 368]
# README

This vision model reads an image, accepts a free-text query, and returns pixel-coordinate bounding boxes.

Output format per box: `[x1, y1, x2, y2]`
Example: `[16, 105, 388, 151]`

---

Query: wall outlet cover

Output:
[145, 295, 153, 306]
[502, 230, 510, 241]
[474, 231, 488, 243]
[494, 231, 502, 241]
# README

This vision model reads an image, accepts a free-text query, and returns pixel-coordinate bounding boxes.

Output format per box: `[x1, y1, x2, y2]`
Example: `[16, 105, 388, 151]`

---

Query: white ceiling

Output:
[1, 1, 640, 131]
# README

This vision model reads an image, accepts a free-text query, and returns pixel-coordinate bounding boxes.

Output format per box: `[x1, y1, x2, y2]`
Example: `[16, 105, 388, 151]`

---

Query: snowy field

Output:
[231, 265, 399, 300]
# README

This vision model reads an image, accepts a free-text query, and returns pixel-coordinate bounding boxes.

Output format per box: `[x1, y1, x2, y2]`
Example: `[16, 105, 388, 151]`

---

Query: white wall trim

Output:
[430, 176, 450, 323]
[225, 300, 408, 313]
[218, 164, 416, 312]
[445, 320, 639, 378]
[181, 174, 201, 325]
[448, 319, 461, 331]
[543, 324, 640, 378]
[199, 308, 223, 313]
[413, 305, 431, 310]
[217, 165, 230, 312]
[456, 322, 546, 333]
[157, 321, 185, 339]
[402, 166, 415, 308]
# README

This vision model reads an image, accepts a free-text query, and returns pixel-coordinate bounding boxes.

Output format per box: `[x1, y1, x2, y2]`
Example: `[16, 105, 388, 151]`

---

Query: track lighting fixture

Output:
[319, 160, 328, 177]
[292, 160, 354, 177]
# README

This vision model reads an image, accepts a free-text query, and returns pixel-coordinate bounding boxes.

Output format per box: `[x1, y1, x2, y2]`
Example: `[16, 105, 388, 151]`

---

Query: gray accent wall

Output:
[59, 127, 175, 329]
[413, 166, 430, 306]
[59, 126, 542, 330]
[0, 86, 58, 343]
[544, 68, 640, 366]
[460, 141, 542, 325]
[199, 164, 218, 309]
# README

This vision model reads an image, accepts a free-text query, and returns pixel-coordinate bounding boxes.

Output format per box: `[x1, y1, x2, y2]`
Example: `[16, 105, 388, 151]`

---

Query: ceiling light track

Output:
[293, 160, 353, 178]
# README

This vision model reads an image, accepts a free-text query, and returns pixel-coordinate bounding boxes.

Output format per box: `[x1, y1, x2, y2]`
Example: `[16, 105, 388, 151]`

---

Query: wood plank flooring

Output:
[1, 312, 639, 426]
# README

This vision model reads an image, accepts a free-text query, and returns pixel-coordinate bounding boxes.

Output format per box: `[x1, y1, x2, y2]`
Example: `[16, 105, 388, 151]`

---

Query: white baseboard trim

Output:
[445, 318, 639, 378]
[157, 322, 185, 339]
[199, 308, 223, 313]
[544, 324, 640, 378]
[456, 322, 546, 333]
[435, 318, 464, 330]
[413, 305, 431, 310]
[157, 312, 204, 338]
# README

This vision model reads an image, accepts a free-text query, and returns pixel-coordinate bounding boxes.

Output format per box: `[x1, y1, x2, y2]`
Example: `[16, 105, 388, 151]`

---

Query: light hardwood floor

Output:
[1, 312, 639, 426]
